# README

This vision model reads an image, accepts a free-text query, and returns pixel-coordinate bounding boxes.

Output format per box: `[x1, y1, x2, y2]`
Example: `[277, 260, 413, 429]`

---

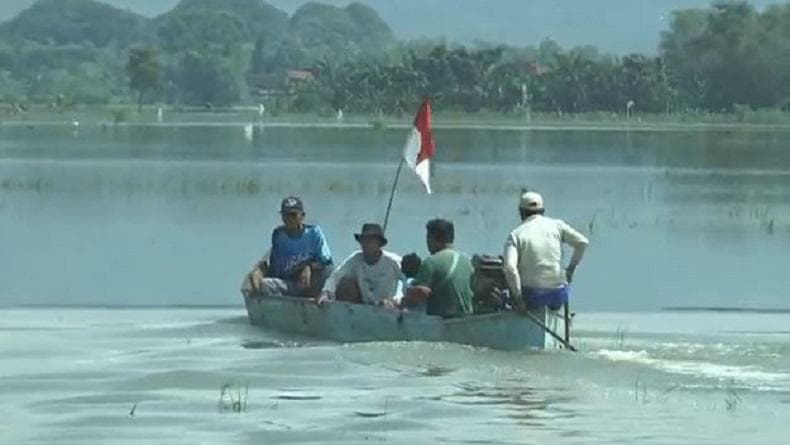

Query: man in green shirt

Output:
[401, 219, 474, 318]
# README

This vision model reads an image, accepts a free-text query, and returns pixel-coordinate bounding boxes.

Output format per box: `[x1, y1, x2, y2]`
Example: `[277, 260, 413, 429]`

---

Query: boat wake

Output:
[591, 348, 790, 392]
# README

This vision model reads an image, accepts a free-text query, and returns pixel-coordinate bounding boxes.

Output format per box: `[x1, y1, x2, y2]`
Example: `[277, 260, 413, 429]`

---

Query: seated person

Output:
[400, 219, 474, 318]
[397, 252, 422, 309]
[397, 252, 421, 298]
[318, 223, 402, 306]
[241, 196, 333, 298]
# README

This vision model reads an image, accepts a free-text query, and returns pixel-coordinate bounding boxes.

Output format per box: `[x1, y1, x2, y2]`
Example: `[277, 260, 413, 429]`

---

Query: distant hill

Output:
[154, 0, 288, 51]
[288, 2, 395, 59]
[0, 0, 399, 105]
[264, 0, 785, 54]
[1, 0, 782, 53]
[0, 0, 395, 57]
[0, 0, 148, 47]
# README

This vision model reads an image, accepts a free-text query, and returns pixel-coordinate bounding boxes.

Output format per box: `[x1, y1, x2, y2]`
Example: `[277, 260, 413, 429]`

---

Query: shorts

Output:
[523, 285, 569, 311]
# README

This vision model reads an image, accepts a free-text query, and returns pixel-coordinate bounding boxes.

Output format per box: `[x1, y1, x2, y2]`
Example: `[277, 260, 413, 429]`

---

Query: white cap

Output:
[519, 191, 544, 210]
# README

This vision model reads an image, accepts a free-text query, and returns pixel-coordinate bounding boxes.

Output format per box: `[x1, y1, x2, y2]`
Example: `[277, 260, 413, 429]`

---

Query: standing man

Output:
[241, 196, 333, 298]
[319, 223, 402, 306]
[503, 191, 589, 311]
[401, 219, 474, 318]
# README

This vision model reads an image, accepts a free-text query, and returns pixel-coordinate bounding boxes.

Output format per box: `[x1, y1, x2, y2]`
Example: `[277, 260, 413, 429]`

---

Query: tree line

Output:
[2, 0, 790, 116]
[293, 1, 790, 116]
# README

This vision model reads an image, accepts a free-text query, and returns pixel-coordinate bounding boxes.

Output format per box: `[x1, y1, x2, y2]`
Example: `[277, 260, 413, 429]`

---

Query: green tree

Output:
[701, 1, 763, 110]
[171, 51, 240, 106]
[614, 54, 669, 113]
[0, 70, 28, 102]
[660, 8, 710, 110]
[759, 5, 790, 107]
[660, 1, 786, 111]
[251, 36, 267, 76]
[126, 47, 161, 112]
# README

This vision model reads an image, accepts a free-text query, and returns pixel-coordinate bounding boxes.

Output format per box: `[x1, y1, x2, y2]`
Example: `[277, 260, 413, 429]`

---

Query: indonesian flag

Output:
[402, 98, 434, 194]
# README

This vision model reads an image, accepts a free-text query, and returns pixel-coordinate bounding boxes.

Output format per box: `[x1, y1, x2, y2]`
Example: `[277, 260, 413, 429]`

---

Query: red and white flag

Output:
[402, 98, 434, 194]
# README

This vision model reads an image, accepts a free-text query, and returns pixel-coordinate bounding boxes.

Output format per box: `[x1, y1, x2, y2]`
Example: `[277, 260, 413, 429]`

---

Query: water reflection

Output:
[423, 380, 578, 428]
[2, 126, 789, 310]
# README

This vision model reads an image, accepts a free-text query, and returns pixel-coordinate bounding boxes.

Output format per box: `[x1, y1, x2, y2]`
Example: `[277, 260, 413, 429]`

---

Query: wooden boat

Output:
[243, 295, 568, 350]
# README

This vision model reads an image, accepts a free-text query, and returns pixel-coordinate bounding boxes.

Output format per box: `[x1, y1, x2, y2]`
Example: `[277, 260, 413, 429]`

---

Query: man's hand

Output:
[316, 290, 332, 306]
[255, 260, 269, 277]
[297, 265, 312, 290]
[377, 298, 398, 310]
[565, 265, 576, 284]
[402, 285, 432, 307]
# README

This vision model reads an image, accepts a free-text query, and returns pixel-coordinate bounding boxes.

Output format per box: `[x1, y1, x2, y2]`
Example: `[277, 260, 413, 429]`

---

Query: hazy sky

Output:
[0, 0, 782, 53]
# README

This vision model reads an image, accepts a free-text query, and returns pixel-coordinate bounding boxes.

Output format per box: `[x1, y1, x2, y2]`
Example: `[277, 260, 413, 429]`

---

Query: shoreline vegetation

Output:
[3, 106, 790, 132]
[1, 0, 790, 123]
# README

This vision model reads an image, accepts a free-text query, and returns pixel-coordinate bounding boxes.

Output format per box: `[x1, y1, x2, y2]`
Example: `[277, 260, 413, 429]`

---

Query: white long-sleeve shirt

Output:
[503, 215, 589, 296]
[322, 250, 403, 304]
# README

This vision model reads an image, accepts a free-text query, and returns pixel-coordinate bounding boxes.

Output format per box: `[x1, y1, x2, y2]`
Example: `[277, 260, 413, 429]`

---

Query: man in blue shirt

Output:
[241, 196, 333, 298]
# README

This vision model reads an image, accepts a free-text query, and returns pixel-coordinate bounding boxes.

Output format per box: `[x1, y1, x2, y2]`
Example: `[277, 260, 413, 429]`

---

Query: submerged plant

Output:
[724, 384, 742, 412]
[634, 373, 649, 404]
[660, 383, 681, 398]
[219, 381, 249, 413]
[588, 212, 598, 234]
[615, 325, 628, 348]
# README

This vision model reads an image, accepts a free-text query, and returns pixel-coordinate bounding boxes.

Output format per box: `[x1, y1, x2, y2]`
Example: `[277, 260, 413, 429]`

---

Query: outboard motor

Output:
[471, 254, 508, 313]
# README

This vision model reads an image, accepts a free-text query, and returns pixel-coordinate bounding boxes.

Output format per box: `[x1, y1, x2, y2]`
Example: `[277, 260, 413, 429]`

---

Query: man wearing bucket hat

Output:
[241, 196, 333, 298]
[318, 223, 403, 306]
[503, 191, 589, 311]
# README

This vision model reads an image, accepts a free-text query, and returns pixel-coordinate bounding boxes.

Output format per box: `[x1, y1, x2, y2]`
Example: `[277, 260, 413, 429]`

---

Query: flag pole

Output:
[383, 97, 432, 233]
[382, 158, 405, 233]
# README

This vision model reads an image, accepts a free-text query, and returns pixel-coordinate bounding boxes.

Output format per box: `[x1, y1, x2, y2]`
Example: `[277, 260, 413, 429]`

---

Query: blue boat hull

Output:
[244, 295, 567, 350]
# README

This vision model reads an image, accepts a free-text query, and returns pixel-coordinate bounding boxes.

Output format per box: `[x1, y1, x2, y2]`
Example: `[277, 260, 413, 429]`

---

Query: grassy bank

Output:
[3, 104, 790, 131]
